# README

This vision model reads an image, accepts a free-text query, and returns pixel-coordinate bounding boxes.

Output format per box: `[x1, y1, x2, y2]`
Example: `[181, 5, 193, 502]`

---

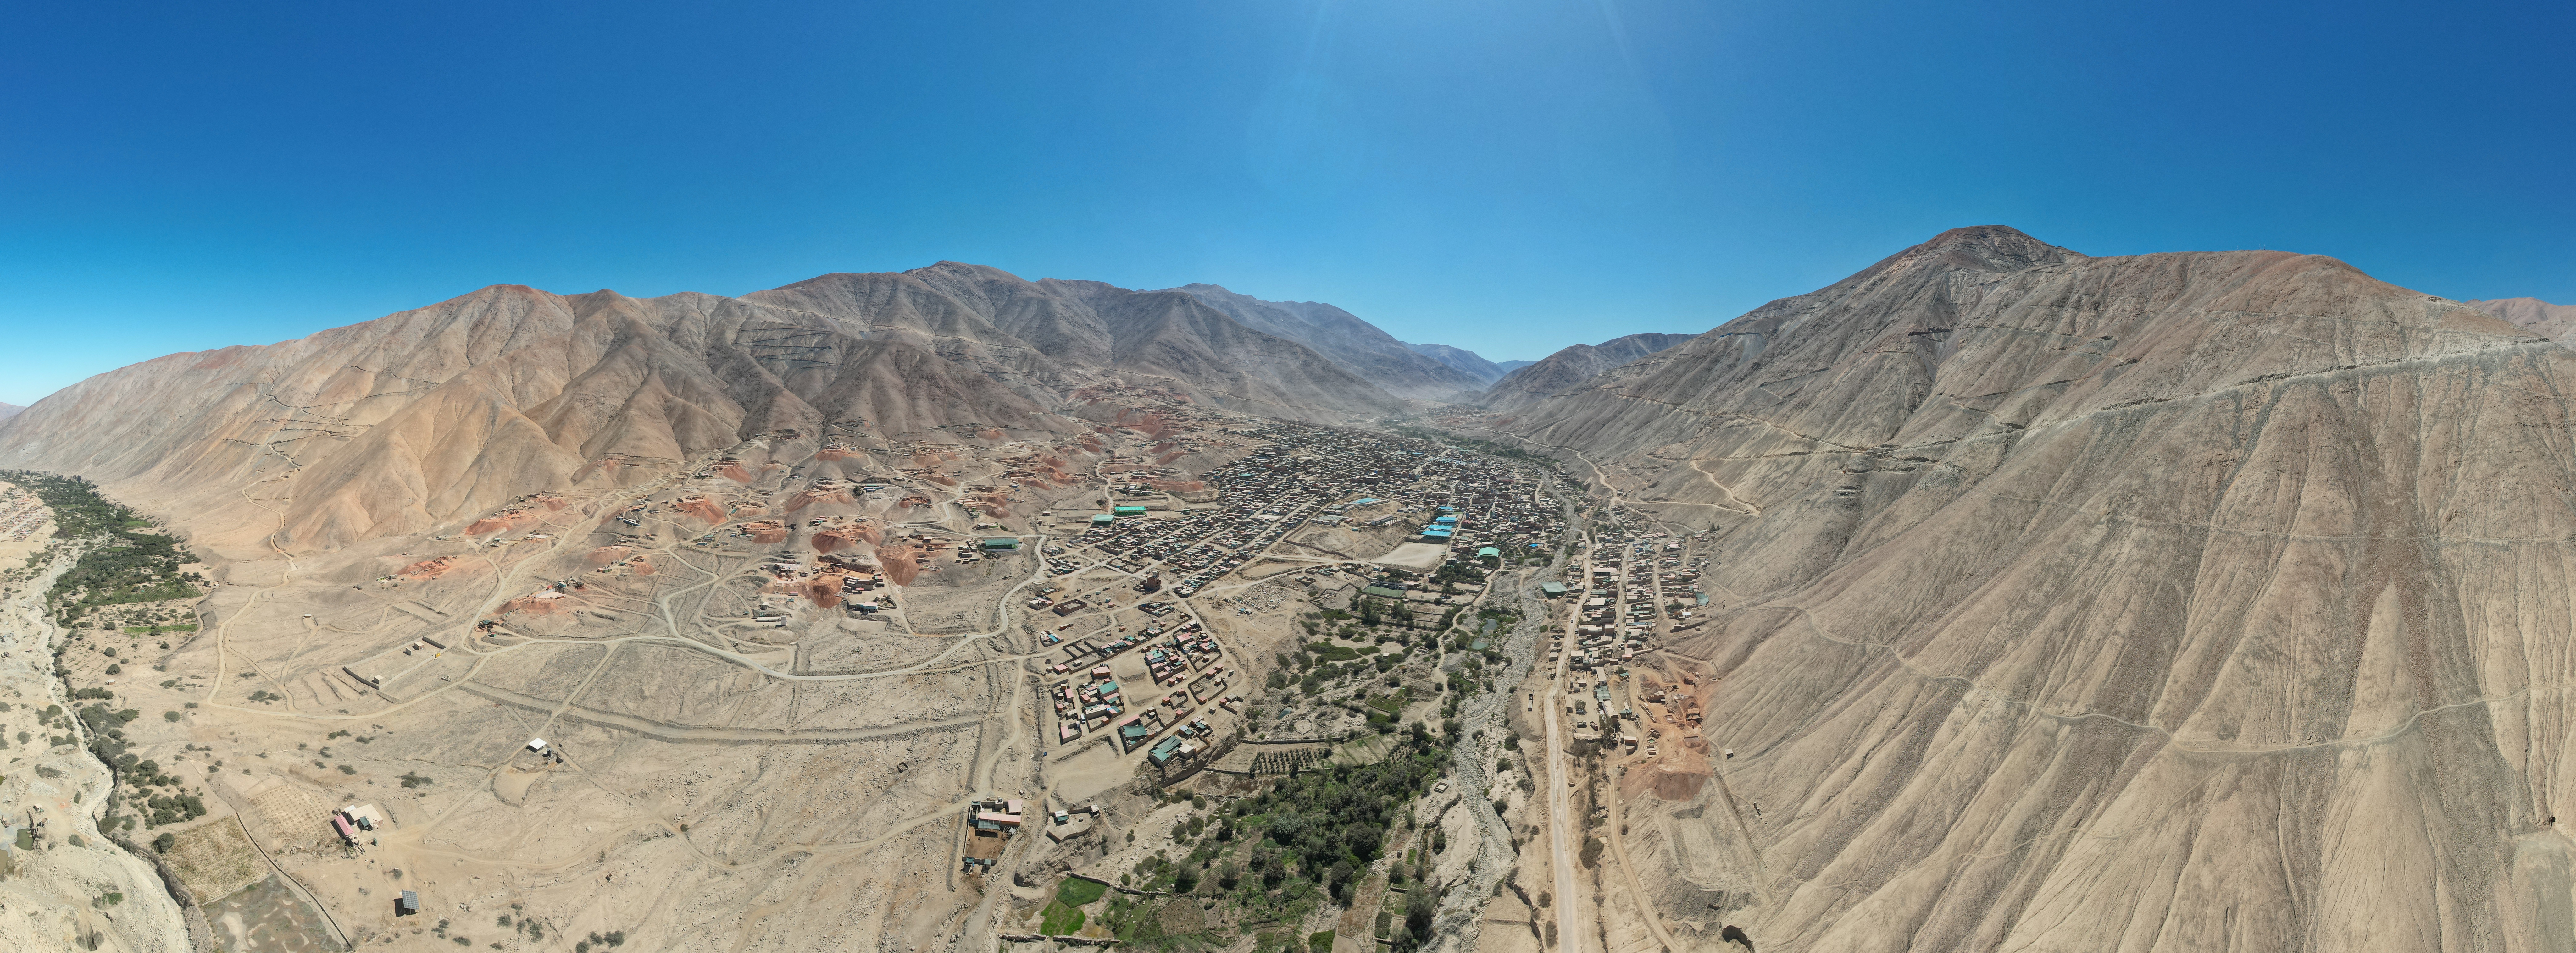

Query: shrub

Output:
[153, 832, 175, 852]
[163, 711, 180, 722]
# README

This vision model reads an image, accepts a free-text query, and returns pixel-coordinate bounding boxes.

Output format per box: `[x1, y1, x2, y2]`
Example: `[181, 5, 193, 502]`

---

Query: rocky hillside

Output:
[2468, 296, 2576, 340]
[0, 402, 20, 420]
[1473, 331, 1695, 410]
[0, 262, 1411, 553]
[1402, 341, 1513, 384]
[1170, 284, 1488, 399]
[1467, 225, 2573, 952]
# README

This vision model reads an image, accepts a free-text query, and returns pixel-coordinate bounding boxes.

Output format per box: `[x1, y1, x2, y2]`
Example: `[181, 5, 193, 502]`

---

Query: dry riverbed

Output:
[0, 535, 192, 952]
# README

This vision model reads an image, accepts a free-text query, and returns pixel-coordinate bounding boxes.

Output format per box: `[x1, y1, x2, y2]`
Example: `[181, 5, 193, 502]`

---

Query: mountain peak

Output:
[1898, 224, 2081, 273]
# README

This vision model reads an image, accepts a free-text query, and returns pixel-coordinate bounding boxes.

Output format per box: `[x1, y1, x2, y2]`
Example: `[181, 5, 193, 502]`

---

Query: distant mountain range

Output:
[0, 402, 20, 421]
[1471, 332, 1696, 410]
[2466, 297, 2576, 340]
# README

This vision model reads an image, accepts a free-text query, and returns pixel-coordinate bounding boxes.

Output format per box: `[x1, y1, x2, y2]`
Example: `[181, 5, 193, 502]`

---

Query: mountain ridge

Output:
[1442, 224, 2568, 952]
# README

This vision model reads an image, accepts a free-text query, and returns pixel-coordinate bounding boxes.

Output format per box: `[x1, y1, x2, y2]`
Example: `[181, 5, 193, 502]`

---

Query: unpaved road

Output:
[1541, 528, 1589, 953]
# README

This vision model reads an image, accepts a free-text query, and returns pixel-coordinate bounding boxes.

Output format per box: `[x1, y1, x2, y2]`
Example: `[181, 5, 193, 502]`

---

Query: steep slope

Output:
[0, 402, 20, 420]
[1402, 341, 1512, 384]
[2468, 296, 2576, 341]
[1494, 359, 1534, 373]
[754, 266, 1404, 419]
[0, 284, 1075, 552]
[1172, 284, 1488, 399]
[1474, 332, 1694, 410]
[1479, 226, 2573, 952]
[1051, 280, 1407, 419]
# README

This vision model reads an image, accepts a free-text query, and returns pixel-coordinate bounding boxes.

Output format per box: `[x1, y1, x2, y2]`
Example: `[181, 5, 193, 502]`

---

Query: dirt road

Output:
[1540, 529, 1590, 953]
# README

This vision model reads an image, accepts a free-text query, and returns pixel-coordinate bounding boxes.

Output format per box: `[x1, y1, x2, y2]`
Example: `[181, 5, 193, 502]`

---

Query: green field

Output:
[1039, 900, 1086, 935]
[1056, 877, 1108, 907]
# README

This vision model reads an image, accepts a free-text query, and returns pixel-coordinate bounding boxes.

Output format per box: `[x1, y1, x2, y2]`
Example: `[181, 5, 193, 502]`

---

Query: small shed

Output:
[397, 890, 419, 915]
[526, 738, 547, 752]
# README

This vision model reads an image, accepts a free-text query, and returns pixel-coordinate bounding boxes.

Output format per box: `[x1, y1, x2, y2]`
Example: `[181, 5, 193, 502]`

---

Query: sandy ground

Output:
[0, 539, 193, 953]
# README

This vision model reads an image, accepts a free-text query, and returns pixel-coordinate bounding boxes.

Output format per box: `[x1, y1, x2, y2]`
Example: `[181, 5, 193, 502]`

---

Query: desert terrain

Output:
[10, 230, 2576, 953]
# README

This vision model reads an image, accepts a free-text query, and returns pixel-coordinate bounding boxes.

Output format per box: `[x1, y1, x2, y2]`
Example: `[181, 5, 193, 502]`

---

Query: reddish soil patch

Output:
[817, 447, 853, 461]
[813, 524, 882, 552]
[398, 557, 463, 580]
[631, 558, 657, 576]
[465, 510, 541, 536]
[718, 463, 754, 483]
[676, 498, 726, 523]
[785, 488, 853, 512]
[537, 497, 567, 511]
[584, 546, 632, 566]
[1155, 451, 1185, 465]
[923, 474, 958, 488]
[802, 573, 847, 608]
[1148, 480, 1205, 493]
[978, 428, 1006, 440]
[499, 592, 572, 616]
[877, 544, 927, 586]
[745, 521, 788, 544]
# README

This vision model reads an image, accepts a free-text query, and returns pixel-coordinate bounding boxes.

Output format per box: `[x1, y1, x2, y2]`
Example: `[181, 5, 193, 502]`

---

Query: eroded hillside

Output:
[1443, 225, 2576, 952]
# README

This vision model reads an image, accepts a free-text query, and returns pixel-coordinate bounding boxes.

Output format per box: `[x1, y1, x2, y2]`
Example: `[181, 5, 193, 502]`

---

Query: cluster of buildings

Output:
[328, 802, 387, 847]
[962, 796, 1029, 873]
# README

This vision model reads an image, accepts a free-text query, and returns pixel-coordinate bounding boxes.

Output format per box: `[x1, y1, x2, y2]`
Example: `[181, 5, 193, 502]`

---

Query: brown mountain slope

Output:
[1172, 284, 1490, 399]
[0, 262, 1414, 551]
[1474, 331, 1694, 410]
[0, 402, 21, 420]
[1474, 226, 2575, 952]
[2468, 296, 2576, 341]
[1402, 340, 1513, 384]
[0, 284, 1074, 551]
[751, 264, 1404, 419]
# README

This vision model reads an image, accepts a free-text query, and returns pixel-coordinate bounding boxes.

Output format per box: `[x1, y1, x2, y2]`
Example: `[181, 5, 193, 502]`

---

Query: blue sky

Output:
[3, 1, 2570, 405]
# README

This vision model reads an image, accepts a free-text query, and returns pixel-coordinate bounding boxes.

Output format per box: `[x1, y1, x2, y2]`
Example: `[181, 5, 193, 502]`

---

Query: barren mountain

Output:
[0, 264, 1414, 553]
[1474, 331, 1694, 410]
[1402, 341, 1513, 384]
[1171, 283, 1488, 399]
[1454, 225, 2576, 952]
[0, 401, 21, 420]
[2468, 296, 2576, 340]
[755, 265, 1405, 419]
[0, 284, 1084, 553]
